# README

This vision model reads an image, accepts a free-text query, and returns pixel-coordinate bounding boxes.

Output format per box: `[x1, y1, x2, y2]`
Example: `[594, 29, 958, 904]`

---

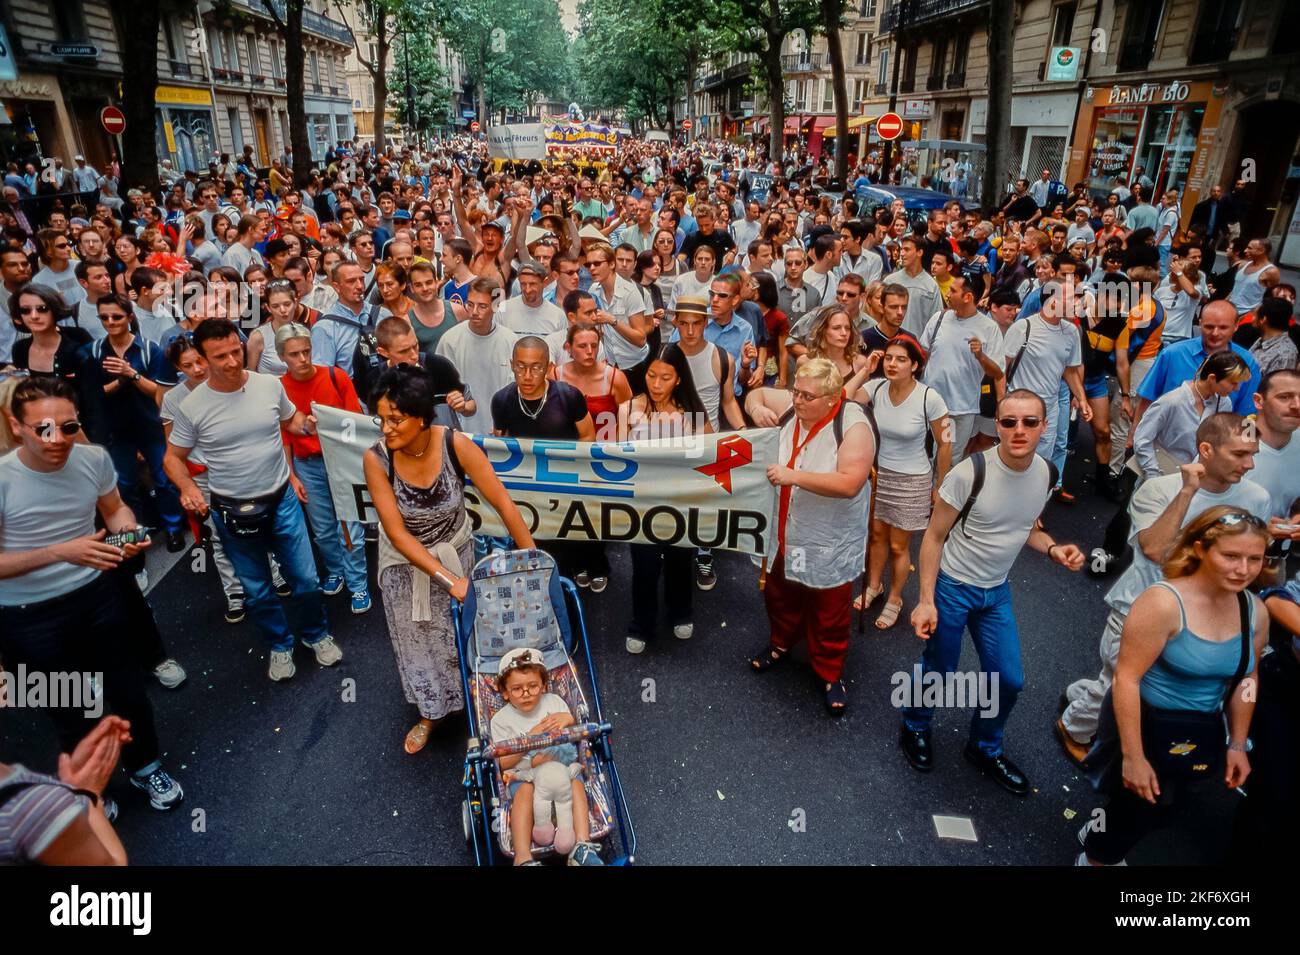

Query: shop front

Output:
[1067, 78, 1225, 221]
[156, 85, 216, 174]
[0, 75, 76, 169]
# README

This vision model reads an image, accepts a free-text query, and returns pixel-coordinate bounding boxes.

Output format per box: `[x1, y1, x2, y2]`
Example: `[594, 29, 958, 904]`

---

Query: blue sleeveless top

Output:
[1140, 581, 1255, 713]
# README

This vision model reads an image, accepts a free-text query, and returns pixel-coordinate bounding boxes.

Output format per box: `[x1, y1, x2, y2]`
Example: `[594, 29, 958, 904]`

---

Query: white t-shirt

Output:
[919, 309, 1005, 416]
[1156, 206, 1180, 247]
[31, 265, 85, 306]
[591, 274, 649, 369]
[0, 444, 118, 605]
[1246, 435, 1300, 519]
[133, 303, 177, 345]
[488, 692, 573, 779]
[497, 296, 566, 337]
[220, 242, 264, 275]
[884, 267, 944, 338]
[866, 379, 948, 475]
[1104, 473, 1273, 616]
[1154, 273, 1208, 341]
[168, 372, 295, 498]
[72, 300, 108, 341]
[667, 271, 710, 314]
[937, 449, 1054, 588]
[1000, 314, 1083, 407]
[159, 382, 207, 466]
[434, 321, 516, 436]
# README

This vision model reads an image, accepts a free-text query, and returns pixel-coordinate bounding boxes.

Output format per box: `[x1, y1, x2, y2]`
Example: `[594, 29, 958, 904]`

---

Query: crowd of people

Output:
[0, 131, 1295, 868]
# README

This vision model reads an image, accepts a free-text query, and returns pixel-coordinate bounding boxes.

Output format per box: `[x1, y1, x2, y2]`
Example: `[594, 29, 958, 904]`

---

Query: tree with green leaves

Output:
[333, 0, 402, 154]
[392, 22, 453, 136]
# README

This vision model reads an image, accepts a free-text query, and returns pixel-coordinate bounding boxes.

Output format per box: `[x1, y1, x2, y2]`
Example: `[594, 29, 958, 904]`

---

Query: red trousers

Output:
[764, 552, 852, 682]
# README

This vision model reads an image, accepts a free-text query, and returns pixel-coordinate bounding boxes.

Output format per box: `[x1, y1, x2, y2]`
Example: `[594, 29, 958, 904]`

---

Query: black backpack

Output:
[318, 304, 385, 406]
[949, 449, 1059, 539]
[778, 397, 877, 458]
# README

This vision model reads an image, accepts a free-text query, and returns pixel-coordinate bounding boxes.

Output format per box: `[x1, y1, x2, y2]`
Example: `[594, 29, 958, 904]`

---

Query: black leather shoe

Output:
[964, 743, 1029, 796]
[899, 726, 933, 772]
[165, 530, 186, 552]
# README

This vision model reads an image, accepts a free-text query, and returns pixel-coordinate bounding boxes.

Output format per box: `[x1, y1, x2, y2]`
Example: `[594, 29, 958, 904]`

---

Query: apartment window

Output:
[1051, 2, 1078, 47]
[246, 35, 260, 76]
[53, 2, 88, 42]
[228, 107, 244, 153]
[856, 33, 871, 65]
[208, 27, 224, 69]
[822, 79, 835, 112]
[877, 48, 889, 86]
[860, 0, 877, 18]
[1117, 0, 1166, 71]
[930, 37, 948, 78]
[270, 39, 282, 78]
[227, 32, 240, 73]
[853, 79, 867, 111]
[310, 51, 321, 88]
[952, 32, 970, 74]
[902, 45, 917, 84]
[1189, 0, 1243, 64]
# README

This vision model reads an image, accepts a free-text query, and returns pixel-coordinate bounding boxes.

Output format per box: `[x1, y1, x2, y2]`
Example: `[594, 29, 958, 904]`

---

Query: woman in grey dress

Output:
[364, 366, 535, 754]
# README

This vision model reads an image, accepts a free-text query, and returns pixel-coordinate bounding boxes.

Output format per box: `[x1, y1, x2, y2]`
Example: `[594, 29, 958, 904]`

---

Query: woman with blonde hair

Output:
[1078, 505, 1268, 866]
[861, 280, 885, 326]
[797, 304, 870, 400]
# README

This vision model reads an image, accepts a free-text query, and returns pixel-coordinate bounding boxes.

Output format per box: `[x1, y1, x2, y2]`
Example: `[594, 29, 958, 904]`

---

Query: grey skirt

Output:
[873, 466, 933, 532]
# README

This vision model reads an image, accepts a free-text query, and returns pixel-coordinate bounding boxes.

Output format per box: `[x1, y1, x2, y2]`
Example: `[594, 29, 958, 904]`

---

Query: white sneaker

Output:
[310, 636, 343, 666]
[268, 650, 296, 682]
[152, 659, 187, 689]
[673, 623, 694, 640]
[129, 766, 183, 810]
[625, 636, 646, 654]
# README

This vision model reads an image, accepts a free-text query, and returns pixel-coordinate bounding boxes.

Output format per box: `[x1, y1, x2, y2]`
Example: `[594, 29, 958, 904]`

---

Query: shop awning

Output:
[825, 114, 879, 137]
[782, 116, 804, 135]
[810, 116, 836, 134]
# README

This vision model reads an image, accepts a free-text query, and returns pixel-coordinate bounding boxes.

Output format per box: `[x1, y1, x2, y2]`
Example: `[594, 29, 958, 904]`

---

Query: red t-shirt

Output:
[280, 365, 362, 457]
[764, 307, 790, 351]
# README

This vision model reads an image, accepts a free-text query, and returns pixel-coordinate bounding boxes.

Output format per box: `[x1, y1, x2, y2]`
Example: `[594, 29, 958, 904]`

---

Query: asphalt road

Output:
[2, 435, 1241, 865]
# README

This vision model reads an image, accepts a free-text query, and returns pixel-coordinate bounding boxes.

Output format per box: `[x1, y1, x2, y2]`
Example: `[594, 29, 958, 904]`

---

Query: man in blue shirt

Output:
[670, 272, 758, 395]
[1135, 300, 1260, 423]
[311, 262, 390, 380]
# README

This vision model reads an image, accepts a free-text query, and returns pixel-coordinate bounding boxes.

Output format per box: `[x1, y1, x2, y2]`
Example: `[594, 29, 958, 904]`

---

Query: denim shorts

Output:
[1083, 374, 1110, 400]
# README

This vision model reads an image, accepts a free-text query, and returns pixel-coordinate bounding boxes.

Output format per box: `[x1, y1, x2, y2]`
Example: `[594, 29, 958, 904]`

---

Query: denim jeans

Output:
[901, 571, 1025, 755]
[294, 454, 367, 594]
[1051, 378, 1071, 485]
[107, 429, 184, 533]
[210, 484, 329, 652]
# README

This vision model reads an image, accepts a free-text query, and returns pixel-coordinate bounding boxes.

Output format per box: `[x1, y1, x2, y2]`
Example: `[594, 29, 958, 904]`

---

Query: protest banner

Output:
[314, 405, 778, 556]
[485, 123, 548, 161]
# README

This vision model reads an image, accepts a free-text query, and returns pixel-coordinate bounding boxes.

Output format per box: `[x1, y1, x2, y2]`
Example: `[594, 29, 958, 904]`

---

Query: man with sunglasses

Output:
[1056, 413, 1272, 765]
[0, 376, 185, 811]
[902, 389, 1086, 793]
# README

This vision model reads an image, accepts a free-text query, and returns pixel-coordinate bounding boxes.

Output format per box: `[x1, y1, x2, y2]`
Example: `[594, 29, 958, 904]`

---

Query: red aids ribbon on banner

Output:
[695, 434, 752, 493]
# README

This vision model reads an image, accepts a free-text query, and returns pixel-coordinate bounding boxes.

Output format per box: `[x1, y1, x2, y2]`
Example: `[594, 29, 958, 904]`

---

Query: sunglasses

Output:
[997, 416, 1043, 429]
[1216, 512, 1267, 530]
[29, 419, 83, 438]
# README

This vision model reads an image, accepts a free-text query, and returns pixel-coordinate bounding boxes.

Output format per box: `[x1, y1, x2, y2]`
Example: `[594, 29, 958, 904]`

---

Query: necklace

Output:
[401, 432, 433, 459]
[518, 382, 549, 420]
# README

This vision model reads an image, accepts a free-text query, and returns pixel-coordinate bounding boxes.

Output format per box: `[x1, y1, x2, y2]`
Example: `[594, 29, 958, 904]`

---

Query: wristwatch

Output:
[132, 372, 142, 382]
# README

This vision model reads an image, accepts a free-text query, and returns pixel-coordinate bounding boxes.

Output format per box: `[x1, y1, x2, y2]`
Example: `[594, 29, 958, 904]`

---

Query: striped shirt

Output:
[0, 765, 89, 865]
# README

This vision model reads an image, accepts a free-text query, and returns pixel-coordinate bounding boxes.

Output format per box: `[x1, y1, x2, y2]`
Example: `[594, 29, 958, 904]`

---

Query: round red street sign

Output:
[876, 112, 904, 141]
[470, 120, 480, 133]
[100, 105, 126, 136]
[682, 119, 693, 130]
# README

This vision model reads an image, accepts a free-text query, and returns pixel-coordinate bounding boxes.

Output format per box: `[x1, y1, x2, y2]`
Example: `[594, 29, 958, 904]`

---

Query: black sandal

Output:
[823, 680, 848, 716]
[750, 645, 788, 672]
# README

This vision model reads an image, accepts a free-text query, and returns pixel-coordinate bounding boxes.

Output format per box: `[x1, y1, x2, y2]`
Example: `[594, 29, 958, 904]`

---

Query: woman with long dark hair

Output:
[616, 343, 712, 655]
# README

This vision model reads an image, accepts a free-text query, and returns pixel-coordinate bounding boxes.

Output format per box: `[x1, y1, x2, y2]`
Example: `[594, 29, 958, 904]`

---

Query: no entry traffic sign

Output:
[876, 112, 903, 141]
[470, 120, 480, 133]
[100, 105, 125, 136]
[682, 119, 693, 130]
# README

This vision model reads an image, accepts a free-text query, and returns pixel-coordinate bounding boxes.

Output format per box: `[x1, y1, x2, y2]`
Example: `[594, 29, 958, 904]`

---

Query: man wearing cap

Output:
[499, 263, 566, 336]
[72, 155, 100, 193]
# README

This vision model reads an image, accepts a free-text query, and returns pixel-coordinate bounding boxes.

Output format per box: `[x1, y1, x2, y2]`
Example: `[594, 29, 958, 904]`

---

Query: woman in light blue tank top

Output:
[1079, 505, 1269, 866]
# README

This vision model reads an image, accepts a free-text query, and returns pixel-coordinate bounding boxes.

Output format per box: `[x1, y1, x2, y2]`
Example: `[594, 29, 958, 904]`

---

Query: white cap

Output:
[498, 646, 544, 676]
[74, 154, 85, 162]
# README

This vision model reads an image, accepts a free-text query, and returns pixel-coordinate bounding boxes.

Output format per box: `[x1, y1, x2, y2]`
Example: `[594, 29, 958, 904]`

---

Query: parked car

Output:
[851, 184, 962, 229]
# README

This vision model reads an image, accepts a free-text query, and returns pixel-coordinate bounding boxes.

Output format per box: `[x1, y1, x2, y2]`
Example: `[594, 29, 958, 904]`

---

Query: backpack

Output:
[318, 305, 384, 406]
[949, 449, 1058, 540]
[778, 396, 878, 458]
[1005, 315, 1035, 387]
[867, 378, 938, 461]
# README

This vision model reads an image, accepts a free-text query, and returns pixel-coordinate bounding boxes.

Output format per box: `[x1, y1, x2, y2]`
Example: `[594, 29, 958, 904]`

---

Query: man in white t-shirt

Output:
[435, 276, 517, 436]
[1153, 244, 1208, 345]
[164, 318, 342, 683]
[497, 263, 566, 336]
[999, 281, 1091, 461]
[1057, 414, 1272, 761]
[919, 273, 1005, 465]
[1155, 189, 1181, 277]
[901, 390, 1086, 794]
[884, 235, 944, 337]
[0, 376, 184, 809]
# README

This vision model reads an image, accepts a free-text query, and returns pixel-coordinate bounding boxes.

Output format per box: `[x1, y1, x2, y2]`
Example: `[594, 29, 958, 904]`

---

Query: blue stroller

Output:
[453, 548, 636, 865]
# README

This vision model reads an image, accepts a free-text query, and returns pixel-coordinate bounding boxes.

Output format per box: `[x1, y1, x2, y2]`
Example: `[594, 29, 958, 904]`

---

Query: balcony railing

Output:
[925, 74, 943, 90]
[946, 70, 965, 88]
[881, 0, 989, 33]
[855, 54, 871, 66]
[874, 81, 888, 94]
[782, 53, 825, 72]
[231, 0, 353, 46]
[165, 58, 196, 79]
[898, 77, 915, 93]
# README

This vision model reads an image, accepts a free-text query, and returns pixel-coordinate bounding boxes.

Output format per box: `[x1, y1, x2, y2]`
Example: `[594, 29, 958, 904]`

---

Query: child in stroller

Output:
[491, 647, 604, 866]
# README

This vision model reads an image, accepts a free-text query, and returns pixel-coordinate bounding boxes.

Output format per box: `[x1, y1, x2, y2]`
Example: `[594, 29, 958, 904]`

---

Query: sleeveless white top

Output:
[683, 343, 722, 429]
[255, 322, 288, 376]
[764, 401, 873, 589]
[1226, 261, 1269, 315]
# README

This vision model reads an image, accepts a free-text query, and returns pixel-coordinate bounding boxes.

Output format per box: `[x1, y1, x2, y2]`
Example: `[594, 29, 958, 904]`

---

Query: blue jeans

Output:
[294, 454, 367, 594]
[1158, 244, 1171, 277]
[1051, 379, 1070, 486]
[901, 572, 1025, 755]
[210, 485, 329, 652]
[107, 430, 184, 533]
